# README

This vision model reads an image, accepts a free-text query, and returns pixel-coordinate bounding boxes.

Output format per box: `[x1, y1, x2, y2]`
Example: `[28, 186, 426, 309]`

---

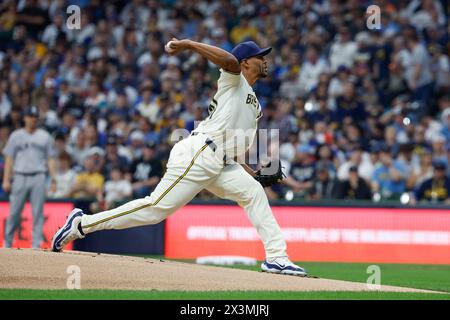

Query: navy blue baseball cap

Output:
[432, 159, 447, 170]
[24, 106, 39, 117]
[231, 41, 272, 62]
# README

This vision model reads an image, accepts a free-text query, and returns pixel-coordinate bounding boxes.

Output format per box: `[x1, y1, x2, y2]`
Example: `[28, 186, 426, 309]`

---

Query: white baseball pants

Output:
[80, 133, 287, 259]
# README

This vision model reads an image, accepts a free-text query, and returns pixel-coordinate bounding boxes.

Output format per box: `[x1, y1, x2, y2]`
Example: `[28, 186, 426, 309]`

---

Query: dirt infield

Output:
[0, 248, 439, 293]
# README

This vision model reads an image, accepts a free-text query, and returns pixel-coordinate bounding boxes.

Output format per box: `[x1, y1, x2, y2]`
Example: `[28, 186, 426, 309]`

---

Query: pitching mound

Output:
[0, 248, 437, 293]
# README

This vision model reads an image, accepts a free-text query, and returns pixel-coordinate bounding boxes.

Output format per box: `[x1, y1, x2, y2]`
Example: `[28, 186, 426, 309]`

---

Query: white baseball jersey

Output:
[192, 69, 263, 157]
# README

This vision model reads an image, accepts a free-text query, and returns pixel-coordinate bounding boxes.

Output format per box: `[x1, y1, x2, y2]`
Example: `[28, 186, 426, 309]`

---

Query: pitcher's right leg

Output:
[81, 141, 214, 234]
[52, 138, 219, 251]
[80, 165, 208, 234]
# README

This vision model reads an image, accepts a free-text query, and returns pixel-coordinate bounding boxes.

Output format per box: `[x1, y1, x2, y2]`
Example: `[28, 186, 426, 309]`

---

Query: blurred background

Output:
[0, 0, 449, 206]
[0, 0, 450, 260]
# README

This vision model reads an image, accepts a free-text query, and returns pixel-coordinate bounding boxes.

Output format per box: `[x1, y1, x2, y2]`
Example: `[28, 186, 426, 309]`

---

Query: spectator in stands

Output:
[440, 98, 450, 140]
[279, 68, 303, 101]
[337, 145, 374, 182]
[0, 2, 17, 41]
[429, 44, 450, 96]
[279, 130, 299, 173]
[414, 160, 450, 203]
[405, 31, 434, 111]
[103, 136, 129, 180]
[307, 160, 338, 200]
[84, 80, 107, 111]
[383, 125, 401, 156]
[230, 14, 258, 44]
[283, 144, 316, 199]
[0, 122, 11, 157]
[48, 151, 76, 199]
[91, 166, 132, 212]
[0, 1, 448, 206]
[306, 97, 336, 125]
[136, 81, 156, 123]
[126, 130, 145, 162]
[430, 134, 447, 165]
[69, 154, 105, 199]
[86, 123, 103, 145]
[298, 45, 329, 93]
[335, 165, 372, 200]
[328, 65, 350, 101]
[0, 81, 12, 122]
[15, 0, 50, 40]
[408, 0, 446, 31]
[65, 57, 90, 96]
[210, 27, 233, 52]
[36, 93, 59, 132]
[328, 27, 358, 72]
[407, 147, 434, 190]
[129, 142, 163, 198]
[315, 144, 337, 177]
[412, 124, 431, 154]
[341, 123, 369, 152]
[396, 143, 415, 176]
[41, 13, 66, 48]
[334, 82, 367, 124]
[371, 145, 408, 200]
[52, 132, 67, 157]
[67, 130, 90, 167]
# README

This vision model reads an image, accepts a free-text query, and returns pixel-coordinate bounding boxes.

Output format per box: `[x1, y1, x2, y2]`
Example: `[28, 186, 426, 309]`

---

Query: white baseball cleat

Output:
[52, 208, 85, 252]
[261, 257, 307, 276]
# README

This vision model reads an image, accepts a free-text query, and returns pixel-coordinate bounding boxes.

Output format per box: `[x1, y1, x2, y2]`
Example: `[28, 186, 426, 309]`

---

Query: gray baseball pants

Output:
[4, 173, 46, 248]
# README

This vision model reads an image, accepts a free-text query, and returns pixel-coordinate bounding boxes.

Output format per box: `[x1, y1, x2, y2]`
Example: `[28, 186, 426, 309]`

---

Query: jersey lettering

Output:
[17, 141, 46, 153]
[246, 94, 258, 108]
[246, 94, 262, 120]
[208, 98, 218, 119]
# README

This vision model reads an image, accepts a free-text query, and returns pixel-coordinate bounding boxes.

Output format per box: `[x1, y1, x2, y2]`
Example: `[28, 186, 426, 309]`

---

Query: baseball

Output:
[165, 40, 174, 52]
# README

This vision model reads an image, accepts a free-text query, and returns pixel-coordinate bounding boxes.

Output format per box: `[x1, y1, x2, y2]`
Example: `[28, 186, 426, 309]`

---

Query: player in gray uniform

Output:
[2, 106, 57, 248]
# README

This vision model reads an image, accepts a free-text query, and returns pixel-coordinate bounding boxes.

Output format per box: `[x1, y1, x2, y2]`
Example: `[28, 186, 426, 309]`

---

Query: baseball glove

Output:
[254, 160, 286, 187]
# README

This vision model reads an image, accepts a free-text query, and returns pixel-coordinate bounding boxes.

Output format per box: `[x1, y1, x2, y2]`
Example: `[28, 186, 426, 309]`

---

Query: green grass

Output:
[2, 258, 450, 300]
[0, 289, 448, 300]
[138, 256, 450, 293]
[222, 261, 450, 293]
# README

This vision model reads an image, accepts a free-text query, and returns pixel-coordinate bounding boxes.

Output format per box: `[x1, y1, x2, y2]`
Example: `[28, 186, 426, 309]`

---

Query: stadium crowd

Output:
[0, 0, 450, 209]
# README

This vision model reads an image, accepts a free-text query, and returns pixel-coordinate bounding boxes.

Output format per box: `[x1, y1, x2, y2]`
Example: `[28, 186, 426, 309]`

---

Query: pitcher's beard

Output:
[259, 67, 268, 78]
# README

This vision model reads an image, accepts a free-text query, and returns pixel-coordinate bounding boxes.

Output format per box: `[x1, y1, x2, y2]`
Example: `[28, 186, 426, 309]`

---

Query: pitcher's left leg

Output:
[80, 139, 215, 233]
[206, 163, 286, 258]
[206, 163, 307, 276]
[52, 136, 222, 252]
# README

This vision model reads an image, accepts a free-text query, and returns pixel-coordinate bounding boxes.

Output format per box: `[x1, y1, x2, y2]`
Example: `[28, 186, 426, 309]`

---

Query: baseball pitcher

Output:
[52, 39, 307, 276]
